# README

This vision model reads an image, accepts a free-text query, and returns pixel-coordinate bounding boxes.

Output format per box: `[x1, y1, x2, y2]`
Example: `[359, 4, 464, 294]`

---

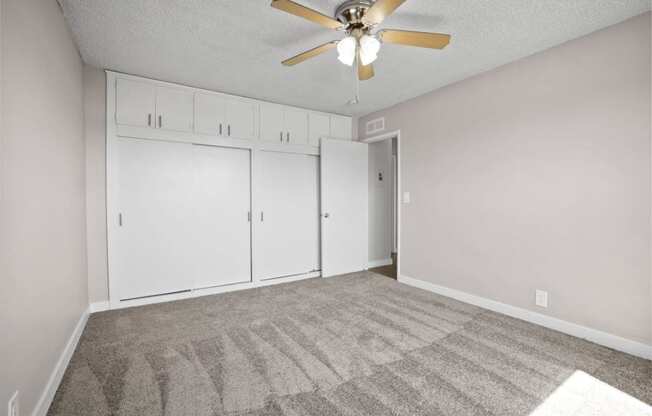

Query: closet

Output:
[107, 71, 355, 308]
[255, 151, 320, 280]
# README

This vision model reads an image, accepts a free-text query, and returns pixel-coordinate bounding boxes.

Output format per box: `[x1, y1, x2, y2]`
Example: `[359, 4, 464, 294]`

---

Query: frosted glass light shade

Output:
[359, 35, 380, 66]
[337, 36, 356, 66]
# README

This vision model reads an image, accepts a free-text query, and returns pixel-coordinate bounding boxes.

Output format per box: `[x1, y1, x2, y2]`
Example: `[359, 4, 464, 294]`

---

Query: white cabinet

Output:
[260, 103, 285, 143]
[155, 87, 194, 132]
[284, 108, 309, 145]
[330, 115, 353, 140]
[194, 94, 257, 140]
[225, 98, 257, 140]
[115, 79, 193, 132]
[260, 103, 309, 145]
[116, 79, 156, 128]
[255, 151, 320, 280]
[194, 93, 226, 136]
[309, 113, 331, 147]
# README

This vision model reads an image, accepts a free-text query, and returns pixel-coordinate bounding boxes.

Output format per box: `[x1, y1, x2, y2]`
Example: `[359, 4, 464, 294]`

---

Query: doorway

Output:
[364, 131, 400, 279]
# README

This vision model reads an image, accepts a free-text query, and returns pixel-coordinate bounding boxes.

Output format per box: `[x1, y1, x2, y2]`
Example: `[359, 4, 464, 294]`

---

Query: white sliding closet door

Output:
[193, 145, 252, 289]
[255, 151, 320, 280]
[114, 138, 195, 300]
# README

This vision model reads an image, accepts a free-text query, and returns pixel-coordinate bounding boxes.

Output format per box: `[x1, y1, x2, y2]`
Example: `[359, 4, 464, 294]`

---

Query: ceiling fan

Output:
[271, 0, 451, 81]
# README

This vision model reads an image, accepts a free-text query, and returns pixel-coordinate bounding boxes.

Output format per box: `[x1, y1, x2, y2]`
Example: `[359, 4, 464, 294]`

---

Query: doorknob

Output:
[323, 213, 330, 218]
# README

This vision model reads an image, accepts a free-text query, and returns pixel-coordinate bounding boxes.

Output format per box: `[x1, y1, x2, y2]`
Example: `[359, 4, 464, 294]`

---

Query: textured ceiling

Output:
[60, 0, 650, 116]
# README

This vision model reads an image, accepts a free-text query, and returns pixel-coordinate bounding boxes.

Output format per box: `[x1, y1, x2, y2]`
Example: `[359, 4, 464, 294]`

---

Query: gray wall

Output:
[359, 13, 652, 345]
[83, 65, 108, 304]
[0, 0, 88, 414]
[368, 139, 393, 263]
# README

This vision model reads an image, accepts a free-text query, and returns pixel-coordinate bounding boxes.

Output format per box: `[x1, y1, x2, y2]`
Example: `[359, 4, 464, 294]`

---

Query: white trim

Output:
[398, 274, 652, 360]
[89, 301, 110, 313]
[368, 258, 393, 268]
[362, 130, 401, 278]
[108, 271, 320, 310]
[32, 307, 90, 416]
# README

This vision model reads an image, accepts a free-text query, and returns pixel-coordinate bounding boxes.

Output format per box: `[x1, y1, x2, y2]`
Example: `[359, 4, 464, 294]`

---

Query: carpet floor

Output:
[48, 272, 652, 416]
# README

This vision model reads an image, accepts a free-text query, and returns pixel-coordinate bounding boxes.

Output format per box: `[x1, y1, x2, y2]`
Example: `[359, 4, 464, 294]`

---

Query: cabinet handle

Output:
[158, 115, 162, 128]
[286, 132, 290, 143]
[260, 211, 264, 222]
[228, 125, 231, 136]
[148, 114, 152, 127]
[280, 132, 283, 143]
[118, 213, 123, 226]
[247, 211, 251, 222]
[219, 123, 222, 136]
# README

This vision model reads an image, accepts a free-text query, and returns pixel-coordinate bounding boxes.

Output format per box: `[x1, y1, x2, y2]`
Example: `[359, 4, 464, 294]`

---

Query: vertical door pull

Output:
[260, 212, 264, 222]
[280, 132, 283, 143]
[158, 115, 163, 128]
[286, 132, 290, 143]
[148, 114, 152, 127]
[247, 211, 251, 222]
[228, 125, 231, 136]
[118, 213, 123, 226]
[219, 123, 222, 136]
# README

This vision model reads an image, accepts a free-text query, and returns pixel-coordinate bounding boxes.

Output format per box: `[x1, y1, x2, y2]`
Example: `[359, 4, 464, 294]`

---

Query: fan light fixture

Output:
[359, 35, 380, 65]
[337, 36, 356, 66]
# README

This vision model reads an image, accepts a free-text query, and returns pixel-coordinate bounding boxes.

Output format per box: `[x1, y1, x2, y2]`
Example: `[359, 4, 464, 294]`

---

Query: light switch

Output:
[403, 192, 411, 204]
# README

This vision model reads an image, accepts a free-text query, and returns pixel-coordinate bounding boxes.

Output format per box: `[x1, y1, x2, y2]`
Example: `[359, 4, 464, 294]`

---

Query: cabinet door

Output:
[114, 138, 195, 300]
[193, 145, 251, 289]
[194, 93, 226, 136]
[255, 151, 320, 280]
[330, 115, 353, 140]
[225, 98, 257, 140]
[284, 108, 309, 145]
[308, 113, 330, 147]
[259, 102, 285, 143]
[155, 86, 194, 132]
[115, 79, 156, 128]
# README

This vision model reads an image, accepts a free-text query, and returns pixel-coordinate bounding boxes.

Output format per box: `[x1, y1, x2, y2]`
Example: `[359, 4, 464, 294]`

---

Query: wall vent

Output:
[366, 117, 385, 135]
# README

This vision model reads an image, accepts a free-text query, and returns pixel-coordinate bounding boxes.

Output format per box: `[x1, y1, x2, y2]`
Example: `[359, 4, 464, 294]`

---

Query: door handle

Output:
[148, 114, 152, 127]
[323, 213, 330, 218]
[219, 123, 222, 136]
[260, 212, 264, 222]
[286, 132, 290, 143]
[228, 125, 231, 136]
[158, 115, 162, 128]
[280, 132, 283, 143]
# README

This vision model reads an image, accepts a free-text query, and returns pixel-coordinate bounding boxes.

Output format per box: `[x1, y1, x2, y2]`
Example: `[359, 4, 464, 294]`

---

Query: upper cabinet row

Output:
[115, 78, 352, 144]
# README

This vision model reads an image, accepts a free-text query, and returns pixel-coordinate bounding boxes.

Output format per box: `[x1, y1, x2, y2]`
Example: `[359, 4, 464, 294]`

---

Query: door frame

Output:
[361, 130, 402, 278]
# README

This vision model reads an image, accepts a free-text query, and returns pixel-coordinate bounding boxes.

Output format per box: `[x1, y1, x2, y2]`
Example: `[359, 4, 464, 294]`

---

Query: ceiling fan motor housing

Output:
[335, 0, 374, 30]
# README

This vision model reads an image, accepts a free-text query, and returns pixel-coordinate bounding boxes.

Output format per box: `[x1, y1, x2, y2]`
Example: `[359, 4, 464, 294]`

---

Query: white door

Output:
[260, 102, 285, 143]
[330, 115, 353, 140]
[115, 79, 156, 128]
[320, 139, 368, 277]
[193, 145, 252, 289]
[114, 138, 195, 300]
[155, 86, 194, 132]
[194, 93, 226, 136]
[256, 151, 320, 280]
[225, 98, 257, 140]
[284, 108, 309, 145]
[309, 113, 330, 147]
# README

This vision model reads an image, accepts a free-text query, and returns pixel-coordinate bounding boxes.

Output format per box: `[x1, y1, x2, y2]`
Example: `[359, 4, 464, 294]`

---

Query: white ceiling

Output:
[60, 0, 650, 116]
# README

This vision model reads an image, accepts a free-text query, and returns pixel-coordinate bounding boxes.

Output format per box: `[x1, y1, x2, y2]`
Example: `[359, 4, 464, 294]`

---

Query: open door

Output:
[320, 138, 368, 277]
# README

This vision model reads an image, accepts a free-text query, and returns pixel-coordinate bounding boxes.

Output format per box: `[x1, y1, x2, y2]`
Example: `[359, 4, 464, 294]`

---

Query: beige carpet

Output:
[48, 272, 651, 415]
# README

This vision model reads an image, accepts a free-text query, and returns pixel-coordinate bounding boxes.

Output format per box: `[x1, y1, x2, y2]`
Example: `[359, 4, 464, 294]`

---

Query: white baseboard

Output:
[89, 301, 110, 313]
[368, 258, 393, 268]
[398, 274, 652, 360]
[32, 307, 89, 416]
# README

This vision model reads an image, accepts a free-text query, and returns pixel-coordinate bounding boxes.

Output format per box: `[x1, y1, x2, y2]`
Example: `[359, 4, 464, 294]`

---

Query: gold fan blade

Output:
[358, 62, 375, 81]
[271, 0, 344, 30]
[362, 0, 407, 26]
[379, 29, 451, 49]
[282, 41, 338, 66]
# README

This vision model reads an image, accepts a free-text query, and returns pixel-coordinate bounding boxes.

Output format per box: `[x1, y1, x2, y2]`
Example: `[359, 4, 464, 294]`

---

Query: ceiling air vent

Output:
[366, 117, 385, 135]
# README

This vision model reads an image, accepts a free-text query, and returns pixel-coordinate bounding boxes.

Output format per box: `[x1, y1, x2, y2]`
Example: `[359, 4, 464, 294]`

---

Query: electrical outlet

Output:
[8, 391, 18, 416]
[535, 290, 548, 308]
